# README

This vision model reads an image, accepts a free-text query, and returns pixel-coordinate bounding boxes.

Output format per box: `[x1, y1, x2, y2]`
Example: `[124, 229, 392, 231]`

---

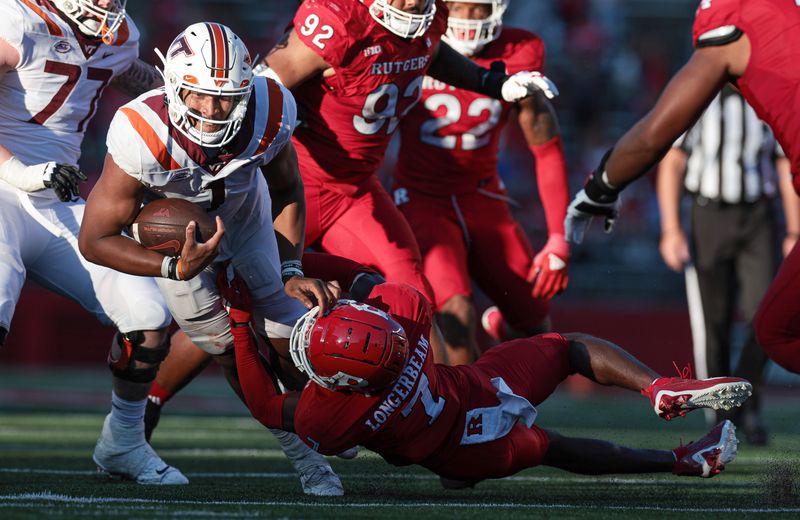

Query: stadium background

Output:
[2, 0, 797, 384]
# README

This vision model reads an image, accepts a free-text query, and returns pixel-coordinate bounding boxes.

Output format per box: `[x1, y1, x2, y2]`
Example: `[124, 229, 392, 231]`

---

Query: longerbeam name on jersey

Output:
[364, 336, 431, 432]
[370, 55, 430, 76]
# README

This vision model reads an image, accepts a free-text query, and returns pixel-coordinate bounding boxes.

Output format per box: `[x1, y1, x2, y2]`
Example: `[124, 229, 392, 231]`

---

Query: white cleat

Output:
[93, 413, 188, 485]
[299, 463, 344, 496]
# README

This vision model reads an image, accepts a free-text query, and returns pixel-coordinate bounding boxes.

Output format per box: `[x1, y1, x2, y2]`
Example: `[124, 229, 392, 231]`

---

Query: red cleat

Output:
[481, 306, 507, 342]
[642, 376, 752, 421]
[673, 420, 738, 477]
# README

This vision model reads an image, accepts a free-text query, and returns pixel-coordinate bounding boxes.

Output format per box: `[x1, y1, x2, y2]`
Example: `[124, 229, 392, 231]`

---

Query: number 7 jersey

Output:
[290, 0, 448, 185]
[0, 0, 138, 186]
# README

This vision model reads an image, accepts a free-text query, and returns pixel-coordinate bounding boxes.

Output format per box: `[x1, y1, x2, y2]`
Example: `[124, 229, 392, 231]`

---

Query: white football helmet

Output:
[443, 0, 507, 55]
[361, 0, 437, 39]
[156, 23, 253, 148]
[51, 0, 127, 43]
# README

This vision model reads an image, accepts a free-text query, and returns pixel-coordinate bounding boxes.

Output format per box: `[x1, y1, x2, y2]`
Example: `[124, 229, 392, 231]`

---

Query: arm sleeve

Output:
[292, 0, 351, 67]
[529, 135, 569, 236]
[232, 326, 290, 430]
[692, 0, 743, 48]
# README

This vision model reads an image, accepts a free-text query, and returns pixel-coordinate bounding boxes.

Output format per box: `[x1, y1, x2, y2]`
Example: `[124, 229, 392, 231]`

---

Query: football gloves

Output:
[529, 234, 569, 300]
[42, 162, 87, 202]
[501, 71, 559, 102]
[565, 169, 622, 244]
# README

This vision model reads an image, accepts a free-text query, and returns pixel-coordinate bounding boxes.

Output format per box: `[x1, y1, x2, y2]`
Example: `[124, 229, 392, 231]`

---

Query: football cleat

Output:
[672, 420, 738, 478]
[642, 376, 752, 421]
[93, 413, 188, 485]
[298, 464, 345, 496]
[481, 306, 507, 342]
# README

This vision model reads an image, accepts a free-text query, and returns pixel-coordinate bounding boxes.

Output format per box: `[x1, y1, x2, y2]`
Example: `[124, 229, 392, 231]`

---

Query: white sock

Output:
[269, 428, 328, 473]
[110, 391, 146, 429]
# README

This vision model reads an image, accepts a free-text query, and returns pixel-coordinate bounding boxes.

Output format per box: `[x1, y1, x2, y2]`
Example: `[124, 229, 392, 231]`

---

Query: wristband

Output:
[477, 60, 507, 100]
[165, 256, 181, 281]
[281, 259, 304, 284]
[177, 258, 185, 281]
[0, 156, 47, 192]
[160, 255, 172, 278]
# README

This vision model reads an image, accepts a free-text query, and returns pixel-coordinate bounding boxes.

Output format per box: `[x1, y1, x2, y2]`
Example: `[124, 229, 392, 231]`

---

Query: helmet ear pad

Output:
[157, 22, 254, 148]
[290, 301, 410, 395]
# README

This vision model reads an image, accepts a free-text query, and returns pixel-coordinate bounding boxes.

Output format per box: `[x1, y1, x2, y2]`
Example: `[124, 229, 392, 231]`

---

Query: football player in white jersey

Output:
[79, 23, 345, 496]
[0, 0, 189, 485]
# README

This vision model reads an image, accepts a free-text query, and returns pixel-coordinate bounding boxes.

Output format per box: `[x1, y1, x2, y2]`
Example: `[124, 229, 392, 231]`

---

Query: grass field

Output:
[1, 367, 799, 519]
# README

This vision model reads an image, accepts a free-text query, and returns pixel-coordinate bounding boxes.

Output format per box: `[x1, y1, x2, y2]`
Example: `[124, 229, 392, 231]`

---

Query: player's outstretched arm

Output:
[220, 273, 299, 431]
[111, 59, 163, 98]
[565, 37, 748, 243]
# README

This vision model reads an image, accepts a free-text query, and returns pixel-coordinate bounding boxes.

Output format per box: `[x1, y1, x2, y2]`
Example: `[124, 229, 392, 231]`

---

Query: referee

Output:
[656, 86, 800, 445]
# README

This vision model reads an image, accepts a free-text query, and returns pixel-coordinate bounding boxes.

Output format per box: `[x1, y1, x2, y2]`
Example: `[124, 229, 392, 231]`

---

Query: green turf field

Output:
[1, 367, 799, 519]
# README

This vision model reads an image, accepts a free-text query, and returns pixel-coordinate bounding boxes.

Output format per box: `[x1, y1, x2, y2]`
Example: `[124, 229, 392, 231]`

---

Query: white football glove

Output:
[0, 156, 87, 201]
[501, 71, 559, 103]
[565, 188, 621, 244]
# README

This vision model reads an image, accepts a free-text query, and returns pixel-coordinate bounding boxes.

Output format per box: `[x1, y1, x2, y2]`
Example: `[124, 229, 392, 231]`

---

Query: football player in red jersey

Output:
[563, 0, 800, 375]
[222, 275, 754, 485]
[394, 0, 570, 363]
[256, 0, 559, 314]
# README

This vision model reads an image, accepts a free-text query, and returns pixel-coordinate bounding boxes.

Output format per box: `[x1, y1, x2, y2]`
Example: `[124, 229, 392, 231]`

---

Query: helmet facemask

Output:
[366, 0, 437, 39]
[156, 23, 254, 148]
[52, 0, 128, 44]
[443, 0, 507, 55]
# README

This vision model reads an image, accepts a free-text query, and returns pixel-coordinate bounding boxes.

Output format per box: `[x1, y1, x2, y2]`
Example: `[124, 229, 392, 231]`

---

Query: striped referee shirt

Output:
[675, 87, 784, 204]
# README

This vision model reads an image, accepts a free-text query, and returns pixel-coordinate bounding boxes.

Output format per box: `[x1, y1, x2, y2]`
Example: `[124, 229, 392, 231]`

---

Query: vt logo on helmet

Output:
[290, 300, 410, 395]
[361, 0, 437, 39]
[52, 0, 128, 44]
[443, 0, 507, 56]
[155, 23, 254, 148]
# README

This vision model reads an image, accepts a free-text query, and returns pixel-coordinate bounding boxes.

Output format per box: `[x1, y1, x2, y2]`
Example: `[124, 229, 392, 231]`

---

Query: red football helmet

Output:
[290, 300, 409, 395]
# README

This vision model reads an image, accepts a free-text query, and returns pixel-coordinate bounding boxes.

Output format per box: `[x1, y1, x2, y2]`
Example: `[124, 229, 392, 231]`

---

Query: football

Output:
[131, 198, 216, 257]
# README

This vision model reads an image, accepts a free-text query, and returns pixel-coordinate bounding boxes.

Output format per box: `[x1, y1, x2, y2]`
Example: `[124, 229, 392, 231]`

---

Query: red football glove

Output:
[528, 233, 570, 300]
[216, 269, 253, 327]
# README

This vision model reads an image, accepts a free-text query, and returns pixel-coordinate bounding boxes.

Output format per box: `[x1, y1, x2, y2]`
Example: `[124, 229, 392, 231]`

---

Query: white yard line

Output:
[0, 492, 798, 514]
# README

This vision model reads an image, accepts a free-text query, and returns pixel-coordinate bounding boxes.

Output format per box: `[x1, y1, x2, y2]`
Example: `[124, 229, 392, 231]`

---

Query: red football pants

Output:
[395, 186, 549, 331]
[304, 176, 435, 305]
[754, 242, 800, 374]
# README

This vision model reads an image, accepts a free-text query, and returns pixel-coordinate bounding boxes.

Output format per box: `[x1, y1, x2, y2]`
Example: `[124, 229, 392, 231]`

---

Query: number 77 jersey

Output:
[0, 0, 138, 183]
[290, 0, 448, 185]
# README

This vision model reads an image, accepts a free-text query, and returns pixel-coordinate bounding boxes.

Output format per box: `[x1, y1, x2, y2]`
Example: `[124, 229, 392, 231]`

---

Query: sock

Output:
[269, 428, 328, 472]
[110, 391, 146, 429]
[147, 381, 174, 406]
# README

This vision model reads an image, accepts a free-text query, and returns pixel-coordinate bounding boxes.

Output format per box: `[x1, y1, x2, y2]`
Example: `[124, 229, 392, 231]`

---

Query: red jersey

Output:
[293, 282, 563, 469]
[290, 0, 448, 186]
[395, 28, 545, 195]
[692, 0, 800, 193]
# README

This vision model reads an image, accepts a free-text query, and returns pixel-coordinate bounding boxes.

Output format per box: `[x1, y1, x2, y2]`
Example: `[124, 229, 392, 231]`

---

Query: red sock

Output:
[147, 381, 174, 406]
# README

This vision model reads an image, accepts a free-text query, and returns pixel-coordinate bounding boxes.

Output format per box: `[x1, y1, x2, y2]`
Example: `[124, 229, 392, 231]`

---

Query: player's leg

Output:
[145, 329, 213, 441]
[754, 231, 800, 374]
[395, 186, 478, 364]
[730, 199, 775, 444]
[468, 196, 550, 341]
[26, 198, 183, 484]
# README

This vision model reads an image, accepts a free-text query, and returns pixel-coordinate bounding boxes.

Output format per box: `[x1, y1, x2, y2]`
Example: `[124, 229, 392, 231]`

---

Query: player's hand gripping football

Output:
[529, 234, 569, 299]
[177, 217, 225, 280]
[501, 71, 559, 102]
[284, 276, 341, 315]
[565, 170, 622, 244]
[217, 269, 252, 327]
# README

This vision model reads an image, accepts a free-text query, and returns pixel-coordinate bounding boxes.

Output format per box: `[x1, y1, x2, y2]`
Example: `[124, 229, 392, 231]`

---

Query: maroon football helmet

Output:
[290, 300, 409, 394]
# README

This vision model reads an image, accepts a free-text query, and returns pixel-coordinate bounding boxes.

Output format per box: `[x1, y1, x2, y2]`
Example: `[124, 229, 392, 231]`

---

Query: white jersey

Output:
[0, 0, 138, 197]
[107, 76, 297, 261]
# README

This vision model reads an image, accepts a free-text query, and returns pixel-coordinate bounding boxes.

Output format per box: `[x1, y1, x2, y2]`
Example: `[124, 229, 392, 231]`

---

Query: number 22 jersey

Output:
[395, 27, 544, 196]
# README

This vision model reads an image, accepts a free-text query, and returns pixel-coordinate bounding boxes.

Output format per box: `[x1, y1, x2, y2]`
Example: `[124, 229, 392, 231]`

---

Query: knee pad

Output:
[108, 331, 170, 383]
[0, 326, 6, 347]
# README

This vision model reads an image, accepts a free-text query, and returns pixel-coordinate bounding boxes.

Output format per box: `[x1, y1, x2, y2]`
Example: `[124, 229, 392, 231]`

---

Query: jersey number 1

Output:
[30, 60, 113, 132]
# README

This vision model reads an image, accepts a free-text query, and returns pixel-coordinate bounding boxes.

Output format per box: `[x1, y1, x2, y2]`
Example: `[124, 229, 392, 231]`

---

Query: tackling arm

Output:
[261, 29, 332, 89]
[111, 58, 163, 98]
[263, 141, 305, 267]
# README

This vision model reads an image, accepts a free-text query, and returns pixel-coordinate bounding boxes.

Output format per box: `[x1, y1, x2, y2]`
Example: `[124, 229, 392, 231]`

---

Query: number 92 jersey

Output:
[0, 0, 138, 173]
[395, 28, 544, 196]
[290, 0, 448, 185]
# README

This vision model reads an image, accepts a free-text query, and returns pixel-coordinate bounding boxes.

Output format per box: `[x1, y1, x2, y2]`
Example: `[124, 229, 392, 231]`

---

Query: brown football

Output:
[131, 198, 216, 257]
